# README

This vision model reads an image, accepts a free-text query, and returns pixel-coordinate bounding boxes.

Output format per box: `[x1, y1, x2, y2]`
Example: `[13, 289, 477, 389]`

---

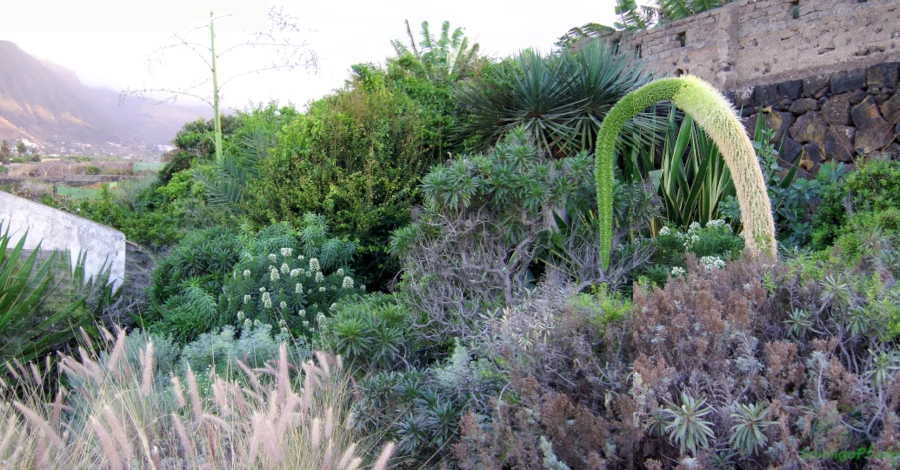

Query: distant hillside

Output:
[0, 40, 211, 156]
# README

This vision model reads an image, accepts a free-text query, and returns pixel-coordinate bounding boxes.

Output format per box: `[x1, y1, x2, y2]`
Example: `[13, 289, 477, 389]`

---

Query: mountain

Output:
[0, 40, 211, 156]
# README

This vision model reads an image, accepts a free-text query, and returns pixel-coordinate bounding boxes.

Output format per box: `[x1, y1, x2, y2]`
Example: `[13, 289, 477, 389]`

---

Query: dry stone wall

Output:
[596, 0, 900, 169]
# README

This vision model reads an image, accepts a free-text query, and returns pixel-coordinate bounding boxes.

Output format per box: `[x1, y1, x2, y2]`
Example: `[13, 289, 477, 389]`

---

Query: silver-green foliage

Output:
[663, 393, 716, 454]
[729, 402, 775, 456]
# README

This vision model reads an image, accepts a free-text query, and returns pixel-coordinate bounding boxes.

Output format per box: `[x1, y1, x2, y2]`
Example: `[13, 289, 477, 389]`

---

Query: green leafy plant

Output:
[595, 76, 777, 269]
[663, 393, 716, 455]
[1, 223, 118, 364]
[218, 217, 362, 337]
[729, 402, 775, 456]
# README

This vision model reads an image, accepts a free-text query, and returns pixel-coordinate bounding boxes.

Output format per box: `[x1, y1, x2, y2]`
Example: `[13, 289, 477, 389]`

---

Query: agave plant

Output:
[663, 392, 716, 455]
[0, 222, 118, 364]
[454, 39, 663, 158]
[595, 75, 777, 270]
[729, 402, 776, 456]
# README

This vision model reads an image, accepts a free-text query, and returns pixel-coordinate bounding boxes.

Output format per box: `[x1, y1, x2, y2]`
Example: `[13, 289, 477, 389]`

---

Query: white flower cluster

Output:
[700, 255, 726, 271]
[670, 266, 687, 277]
[270, 266, 280, 282]
[309, 258, 320, 272]
[268, 254, 277, 263]
[336, 268, 344, 277]
[280, 301, 288, 309]
[297, 255, 305, 261]
[298, 309, 306, 318]
[659, 226, 672, 236]
[243, 269, 251, 278]
[342, 276, 354, 289]
[243, 295, 251, 305]
[315, 271, 325, 283]
[281, 263, 290, 274]
[295, 283, 303, 294]
[262, 291, 272, 309]
[237, 311, 245, 322]
[706, 219, 727, 229]
[290, 268, 302, 278]
[319, 287, 326, 292]
[280, 247, 293, 257]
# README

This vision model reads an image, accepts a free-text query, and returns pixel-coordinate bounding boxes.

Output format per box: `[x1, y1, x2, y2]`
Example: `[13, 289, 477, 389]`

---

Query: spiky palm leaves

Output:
[391, 20, 480, 80]
[455, 39, 662, 157]
[614, 0, 737, 31]
[596, 76, 777, 269]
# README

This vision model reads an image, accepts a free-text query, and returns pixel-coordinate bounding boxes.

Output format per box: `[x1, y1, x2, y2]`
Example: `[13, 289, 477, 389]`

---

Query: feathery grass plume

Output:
[185, 364, 204, 418]
[595, 76, 777, 269]
[170, 375, 186, 408]
[139, 342, 154, 396]
[12, 402, 64, 449]
[1, 327, 385, 469]
[90, 415, 123, 470]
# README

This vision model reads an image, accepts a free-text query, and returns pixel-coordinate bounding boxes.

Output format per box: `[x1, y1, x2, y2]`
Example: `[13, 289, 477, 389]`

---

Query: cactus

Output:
[596, 76, 776, 269]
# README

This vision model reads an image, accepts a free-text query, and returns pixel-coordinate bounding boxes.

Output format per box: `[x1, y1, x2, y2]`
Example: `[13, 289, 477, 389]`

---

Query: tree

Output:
[15, 142, 26, 157]
[124, 7, 318, 163]
[453, 39, 663, 157]
[595, 75, 777, 269]
[614, 0, 737, 31]
[391, 20, 481, 81]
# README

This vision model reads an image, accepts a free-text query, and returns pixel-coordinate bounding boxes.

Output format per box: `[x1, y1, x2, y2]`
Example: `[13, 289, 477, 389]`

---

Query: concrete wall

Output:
[598, 0, 900, 91]
[0, 191, 125, 288]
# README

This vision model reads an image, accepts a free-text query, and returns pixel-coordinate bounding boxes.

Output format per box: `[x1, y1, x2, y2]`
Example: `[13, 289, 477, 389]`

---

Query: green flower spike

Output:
[595, 75, 777, 270]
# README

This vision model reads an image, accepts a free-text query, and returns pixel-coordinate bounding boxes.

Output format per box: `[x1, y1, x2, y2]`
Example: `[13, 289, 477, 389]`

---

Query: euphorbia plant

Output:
[595, 75, 777, 269]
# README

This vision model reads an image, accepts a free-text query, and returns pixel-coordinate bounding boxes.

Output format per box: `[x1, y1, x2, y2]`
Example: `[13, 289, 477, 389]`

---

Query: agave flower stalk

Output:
[595, 75, 777, 269]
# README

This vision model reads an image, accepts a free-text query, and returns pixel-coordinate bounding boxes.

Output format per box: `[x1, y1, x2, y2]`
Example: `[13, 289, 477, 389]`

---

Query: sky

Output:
[1, 0, 622, 111]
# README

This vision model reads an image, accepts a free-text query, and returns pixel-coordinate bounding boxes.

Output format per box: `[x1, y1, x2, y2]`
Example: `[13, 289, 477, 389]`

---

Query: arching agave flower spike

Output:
[596, 75, 777, 269]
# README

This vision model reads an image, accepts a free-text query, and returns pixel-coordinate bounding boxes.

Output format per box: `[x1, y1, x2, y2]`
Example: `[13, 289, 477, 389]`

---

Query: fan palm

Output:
[454, 38, 664, 157]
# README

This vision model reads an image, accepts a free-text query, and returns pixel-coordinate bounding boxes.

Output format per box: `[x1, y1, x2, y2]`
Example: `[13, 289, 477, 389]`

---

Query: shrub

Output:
[812, 158, 900, 250]
[246, 68, 445, 290]
[218, 217, 362, 337]
[641, 219, 743, 286]
[84, 165, 102, 175]
[390, 128, 597, 341]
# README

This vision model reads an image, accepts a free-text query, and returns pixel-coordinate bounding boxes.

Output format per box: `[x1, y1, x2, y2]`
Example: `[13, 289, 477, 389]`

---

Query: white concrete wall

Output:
[0, 191, 125, 288]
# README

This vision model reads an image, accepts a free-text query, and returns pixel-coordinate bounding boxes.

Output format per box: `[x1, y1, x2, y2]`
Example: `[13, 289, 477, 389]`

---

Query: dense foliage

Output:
[6, 17, 900, 470]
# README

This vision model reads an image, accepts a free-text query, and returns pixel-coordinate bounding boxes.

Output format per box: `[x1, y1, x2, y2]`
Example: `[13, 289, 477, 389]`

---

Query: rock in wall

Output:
[726, 62, 900, 170]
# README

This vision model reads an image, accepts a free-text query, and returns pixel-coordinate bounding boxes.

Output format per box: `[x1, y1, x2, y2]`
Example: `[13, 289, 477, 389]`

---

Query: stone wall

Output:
[0, 191, 125, 288]
[594, 0, 900, 169]
[728, 62, 900, 169]
[598, 0, 900, 90]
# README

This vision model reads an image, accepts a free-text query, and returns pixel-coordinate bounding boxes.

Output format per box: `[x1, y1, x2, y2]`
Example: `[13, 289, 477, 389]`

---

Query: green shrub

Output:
[218, 217, 362, 336]
[84, 165, 102, 175]
[179, 321, 292, 375]
[641, 219, 743, 286]
[245, 71, 442, 290]
[812, 158, 900, 250]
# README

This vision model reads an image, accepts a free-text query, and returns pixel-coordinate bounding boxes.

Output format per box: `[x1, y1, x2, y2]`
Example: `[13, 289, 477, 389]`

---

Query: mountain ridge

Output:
[0, 40, 212, 157]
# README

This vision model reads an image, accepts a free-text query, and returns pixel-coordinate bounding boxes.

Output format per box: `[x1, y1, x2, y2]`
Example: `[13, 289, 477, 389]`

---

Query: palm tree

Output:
[391, 20, 481, 81]
[453, 39, 664, 158]
[615, 0, 738, 31]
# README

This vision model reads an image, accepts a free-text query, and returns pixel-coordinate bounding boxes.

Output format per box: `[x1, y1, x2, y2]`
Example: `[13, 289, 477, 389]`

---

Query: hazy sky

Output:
[1, 0, 621, 111]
